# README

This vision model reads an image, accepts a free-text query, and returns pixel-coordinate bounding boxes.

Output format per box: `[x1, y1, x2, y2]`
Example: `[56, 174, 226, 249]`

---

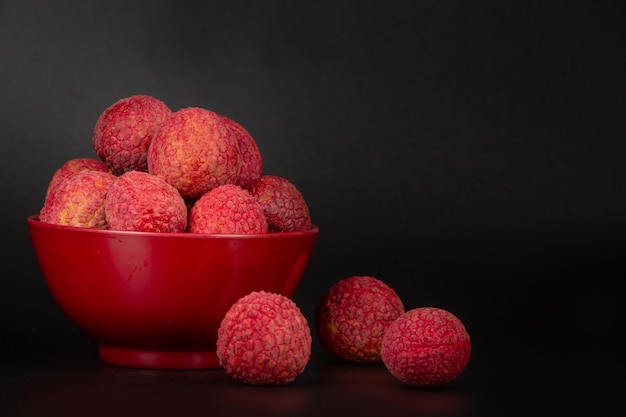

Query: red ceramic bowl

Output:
[27, 214, 318, 370]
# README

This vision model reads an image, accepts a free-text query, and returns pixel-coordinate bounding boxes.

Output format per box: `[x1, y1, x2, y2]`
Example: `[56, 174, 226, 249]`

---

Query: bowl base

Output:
[97, 345, 222, 370]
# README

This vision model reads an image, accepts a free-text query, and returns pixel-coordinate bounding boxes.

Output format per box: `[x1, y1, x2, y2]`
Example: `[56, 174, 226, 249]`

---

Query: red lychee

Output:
[248, 175, 311, 232]
[45, 157, 110, 198]
[147, 107, 241, 199]
[39, 170, 117, 229]
[381, 307, 471, 388]
[316, 276, 405, 363]
[93, 94, 172, 175]
[105, 170, 187, 233]
[216, 291, 312, 385]
[188, 184, 268, 234]
[220, 115, 262, 188]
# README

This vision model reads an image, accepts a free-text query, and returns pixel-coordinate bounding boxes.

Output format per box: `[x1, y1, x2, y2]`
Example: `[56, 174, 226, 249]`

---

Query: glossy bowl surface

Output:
[27, 215, 318, 370]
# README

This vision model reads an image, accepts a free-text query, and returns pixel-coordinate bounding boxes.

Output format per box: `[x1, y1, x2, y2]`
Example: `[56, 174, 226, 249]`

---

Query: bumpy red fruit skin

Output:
[147, 107, 241, 199]
[220, 115, 262, 188]
[381, 307, 471, 388]
[216, 291, 312, 385]
[316, 276, 405, 363]
[93, 95, 171, 175]
[248, 175, 311, 232]
[45, 158, 110, 198]
[105, 170, 187, 233]
[40, 170, 117, 229]
[188, 184, 268, 234]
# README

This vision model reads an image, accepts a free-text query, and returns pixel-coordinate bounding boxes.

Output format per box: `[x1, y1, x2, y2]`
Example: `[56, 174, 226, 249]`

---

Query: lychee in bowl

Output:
[26, 214, 318, 370]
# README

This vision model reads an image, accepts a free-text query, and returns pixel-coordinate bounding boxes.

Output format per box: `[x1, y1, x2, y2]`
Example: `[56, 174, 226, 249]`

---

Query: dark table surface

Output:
[1, 329, 623, 417]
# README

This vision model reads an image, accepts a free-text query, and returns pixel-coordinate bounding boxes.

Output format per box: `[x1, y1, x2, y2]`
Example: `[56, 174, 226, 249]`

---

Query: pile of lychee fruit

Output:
[37, 95, 471, 389]
[39, 94, 311, 234]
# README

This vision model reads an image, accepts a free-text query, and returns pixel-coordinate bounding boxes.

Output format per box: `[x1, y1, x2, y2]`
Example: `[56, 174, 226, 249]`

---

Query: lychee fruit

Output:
[93, 94, 172, 175]
[39, 170, 117, 229]
[220, 115, 262, 188]
[316, 276, 405, 363]
[147, 107, 241, 199]
[381, 307, 471, 388]
[248, 175, 311, 232]
[216, 291, 312, 385]
[188, 184, 268, 234]
[105, 170, 187, 233]
[45, 157, 110, 198]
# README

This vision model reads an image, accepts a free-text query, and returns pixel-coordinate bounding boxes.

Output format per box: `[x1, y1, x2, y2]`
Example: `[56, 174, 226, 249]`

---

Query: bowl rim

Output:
[27, 214, 319, 239]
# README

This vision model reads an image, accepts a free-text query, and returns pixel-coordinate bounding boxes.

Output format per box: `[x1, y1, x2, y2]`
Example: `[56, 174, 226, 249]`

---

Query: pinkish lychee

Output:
[39, 170, 117, 229]
[316, 276, 405, 363]
[220, 115, 262, 188]
[105, 170, 187, 232]
[248, 175, 311, 232]
[188, 184, 268, 234]
[216, 291, 312, 385]
[381, 307, 471, 388]
[45, 157, 110, 198]
[93, 94, 172, 175]
[147, 107, 241, 199]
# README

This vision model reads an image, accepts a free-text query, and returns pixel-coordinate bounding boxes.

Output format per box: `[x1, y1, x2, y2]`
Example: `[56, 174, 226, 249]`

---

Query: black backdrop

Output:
[2, 0, 624, 385]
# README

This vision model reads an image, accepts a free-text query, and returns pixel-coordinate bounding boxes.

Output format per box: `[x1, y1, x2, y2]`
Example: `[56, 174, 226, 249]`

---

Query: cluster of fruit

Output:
[217, 276, 471, 388]
[39, 95, 311, 234]
[37, 95, 471, 389]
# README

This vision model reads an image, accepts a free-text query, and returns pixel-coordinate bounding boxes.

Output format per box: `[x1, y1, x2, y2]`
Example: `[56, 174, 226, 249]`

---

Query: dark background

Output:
[2, 0, 625, 415]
